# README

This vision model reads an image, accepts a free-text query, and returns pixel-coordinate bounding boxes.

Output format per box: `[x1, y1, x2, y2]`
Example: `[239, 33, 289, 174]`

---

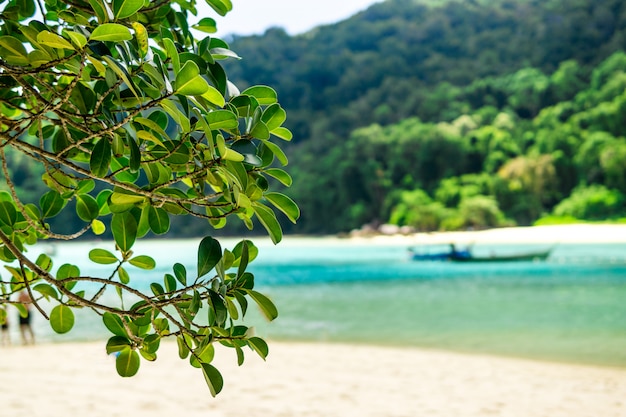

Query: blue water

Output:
[15, 237, 626, 367]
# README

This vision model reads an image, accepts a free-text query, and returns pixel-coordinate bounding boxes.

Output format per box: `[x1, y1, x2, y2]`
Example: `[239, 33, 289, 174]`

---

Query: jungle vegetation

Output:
[226, 0, 626, 233]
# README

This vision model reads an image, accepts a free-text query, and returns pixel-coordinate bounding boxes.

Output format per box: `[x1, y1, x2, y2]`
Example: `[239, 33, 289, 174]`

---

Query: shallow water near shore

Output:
[17, 236, 626, 368]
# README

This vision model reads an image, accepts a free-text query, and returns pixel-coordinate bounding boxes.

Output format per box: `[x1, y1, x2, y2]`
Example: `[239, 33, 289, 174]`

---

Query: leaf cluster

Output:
[0, 0, 298, 394]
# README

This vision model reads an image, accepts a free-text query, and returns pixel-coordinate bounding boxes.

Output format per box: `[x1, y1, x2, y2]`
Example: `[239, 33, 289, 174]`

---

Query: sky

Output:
[201, 0, 384, 37]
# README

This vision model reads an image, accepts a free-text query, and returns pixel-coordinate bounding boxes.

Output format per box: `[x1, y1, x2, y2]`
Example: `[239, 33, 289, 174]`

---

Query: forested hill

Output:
[223, 0, 626, 234]
[226, 0, 625, 142]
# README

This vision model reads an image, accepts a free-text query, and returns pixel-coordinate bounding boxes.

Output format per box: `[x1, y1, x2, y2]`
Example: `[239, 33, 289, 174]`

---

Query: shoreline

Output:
[2, 339, 625, 416]
[341, 224, 626, 245]
[36, 223, 626, 248]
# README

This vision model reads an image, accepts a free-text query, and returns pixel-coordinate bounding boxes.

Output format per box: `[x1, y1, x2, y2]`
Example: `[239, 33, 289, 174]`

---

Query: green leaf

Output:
[247, 337, 269, 360]
[190, 343, 215, 368]
[235, 345, 245, 366]
[116, 347, 140, 377]
[148, 206, 170, 235]
[210, 47, 240, 60]
[222, 148, 245, 162]
[36, 253, 53, 271]
[0, 36, 28, 59]
[175, 61, 210, 96]
[77, 179, 96, 194]
[164, 273, 177, 293]
[91, 219, 106, 235]
[241, 86, 277, 105]
[0, 201, 17, 226]
[135, 206, 150, 239]
[204, 0, 232, 16]
[128, 137, 141, 172]
[110, 191, 145, 206]
[88, 0, 107, 23]
[113, 0, 143, 19]
[247, 290, 278, 321]
[129, 255, 156, 269]
[50, 305, 75, 334]
[33, 283, 58, 300]
[76, 194, 100, 221]
[27, 50, 51, 67]
[139, 349, 157, 362]
[103, 312, 127, 337]
[106, 335, 131, 354]
[40, 190, 65, 218]
[232, 240, 259, 266]
[249, 120, 270, 140]
[118, 266, 130, 284]
[193, 17, 217, 34]
[261, 103, 287, 130]
[252, 203, 282, 244]
[236, 240, 249, 278]
[201, 85, 226, 107]
[23, 203, 41, 221]
[161, 99, 190, 133]
[207, 110, 238, 130]
[150, 140, 191, 164]
[201, 363, 224, 397]
[197, 236, 222, 278]
[37, 31, 75, 50]
[97, 189, 113, 215]
[264, 168, 293, 187]
[209, 290, 227, 326]
[271, 126, 293, 141]
[264, 192, 300, 223]
[261, 140, 288, 165]
[102, 55, 140, 99]
[17, 0, 36, 18]
[173, 263, 187, 286]
[134, 117, 170, 142]
[150, 283, 165, 297]
[177, 334, 191, 359]
[142, 334, 161, 354]
[90, 138, 111, 177]
[163, 38, 180, 74]
[57, 264, 80, 280]
[112, 212, 138, 252]
[90, 24, 133, 42]
[70, 82, 96, 115]
[89, 248, 118, 264]
[65, 30, 87, 49]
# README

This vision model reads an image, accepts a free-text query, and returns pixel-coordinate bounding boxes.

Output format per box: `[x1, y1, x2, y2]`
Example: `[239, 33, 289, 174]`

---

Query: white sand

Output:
[1, 340, 625, 417]
[342, 224, 626, 246]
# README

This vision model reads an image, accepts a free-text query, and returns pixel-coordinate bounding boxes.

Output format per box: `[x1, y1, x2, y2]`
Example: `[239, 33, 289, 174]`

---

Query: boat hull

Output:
[450, 250, 552, 262]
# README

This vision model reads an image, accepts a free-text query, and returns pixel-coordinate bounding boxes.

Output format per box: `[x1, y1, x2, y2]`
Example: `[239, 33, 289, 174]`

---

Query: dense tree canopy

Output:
[223, 0, 626, 233]
[0, 0, 298, 394]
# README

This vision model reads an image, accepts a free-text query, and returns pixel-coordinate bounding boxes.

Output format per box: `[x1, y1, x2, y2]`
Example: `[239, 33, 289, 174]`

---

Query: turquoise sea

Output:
[17, 237, 626, 368]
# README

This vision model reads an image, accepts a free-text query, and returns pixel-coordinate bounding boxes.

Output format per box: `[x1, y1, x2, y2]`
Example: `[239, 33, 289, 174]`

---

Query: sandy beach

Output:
[356, 224, 626, 245]
[2, 224, 626, 416]
[1, 340, 625, 417]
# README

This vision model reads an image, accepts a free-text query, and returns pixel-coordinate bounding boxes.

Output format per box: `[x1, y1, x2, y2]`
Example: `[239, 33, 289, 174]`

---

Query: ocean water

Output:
[10, 237, 626, 367]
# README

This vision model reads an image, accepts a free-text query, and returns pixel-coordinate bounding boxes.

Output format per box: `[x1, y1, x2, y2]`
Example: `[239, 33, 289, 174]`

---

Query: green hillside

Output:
[224, 0, 626, 233]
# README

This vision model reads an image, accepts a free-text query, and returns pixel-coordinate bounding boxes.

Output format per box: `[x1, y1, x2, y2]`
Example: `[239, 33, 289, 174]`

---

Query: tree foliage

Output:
[0, 0, 298, 394]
